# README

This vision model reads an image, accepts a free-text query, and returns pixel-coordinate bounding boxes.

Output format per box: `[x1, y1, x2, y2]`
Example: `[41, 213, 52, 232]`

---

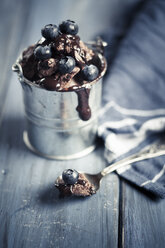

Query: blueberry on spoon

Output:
[59, 20, 79, 35]
[62, 169, 79, 185]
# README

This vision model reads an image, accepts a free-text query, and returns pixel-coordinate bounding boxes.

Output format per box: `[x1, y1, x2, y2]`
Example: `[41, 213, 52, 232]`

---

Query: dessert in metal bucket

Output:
[12, 20, 107, 160]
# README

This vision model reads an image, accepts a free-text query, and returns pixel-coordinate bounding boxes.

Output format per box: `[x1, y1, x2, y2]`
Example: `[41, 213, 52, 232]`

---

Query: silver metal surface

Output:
[13, 54, 106, 160]
[56, 136, 165, 193]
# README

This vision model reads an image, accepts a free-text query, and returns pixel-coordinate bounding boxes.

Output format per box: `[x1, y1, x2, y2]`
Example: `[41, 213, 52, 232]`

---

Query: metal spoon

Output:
[55, 138, 165, 194]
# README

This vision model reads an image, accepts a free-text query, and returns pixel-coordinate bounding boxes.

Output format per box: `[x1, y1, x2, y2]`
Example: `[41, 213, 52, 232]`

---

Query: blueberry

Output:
[41, 24, 59, 41]
[58, 56, 75, 74]
[82, 64, 99, 81]
[59, 20, 79, 35]
[34, 45, 52, 60]
[62, 169, 79, 185]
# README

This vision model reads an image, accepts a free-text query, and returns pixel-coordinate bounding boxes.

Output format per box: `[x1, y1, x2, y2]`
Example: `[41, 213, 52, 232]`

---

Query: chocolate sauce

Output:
[76, 88, 91, 121]
[42, 66, 80, 91]
[42, 76, 61, 91]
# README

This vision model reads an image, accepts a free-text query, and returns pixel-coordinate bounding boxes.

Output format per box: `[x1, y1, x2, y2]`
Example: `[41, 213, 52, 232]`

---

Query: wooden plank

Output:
[0, 0, 120, 247]
[120, 181, 165, 248]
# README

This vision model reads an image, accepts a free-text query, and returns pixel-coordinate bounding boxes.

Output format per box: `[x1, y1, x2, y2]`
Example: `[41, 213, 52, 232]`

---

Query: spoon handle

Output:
[101, 139, 165, 177]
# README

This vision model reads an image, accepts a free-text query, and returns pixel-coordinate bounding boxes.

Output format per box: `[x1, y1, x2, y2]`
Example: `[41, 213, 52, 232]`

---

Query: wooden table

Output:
[0, 0, 165, 247]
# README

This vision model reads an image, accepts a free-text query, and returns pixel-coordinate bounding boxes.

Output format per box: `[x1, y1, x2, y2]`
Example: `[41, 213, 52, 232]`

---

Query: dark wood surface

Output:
[0, 0, 165, 247]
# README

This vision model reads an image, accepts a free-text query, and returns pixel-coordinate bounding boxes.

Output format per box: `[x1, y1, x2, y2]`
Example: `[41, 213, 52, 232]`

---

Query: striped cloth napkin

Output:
[98, 0, 165, 198]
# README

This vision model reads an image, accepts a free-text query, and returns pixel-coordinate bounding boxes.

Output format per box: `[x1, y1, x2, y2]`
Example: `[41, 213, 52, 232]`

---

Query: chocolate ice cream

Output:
[19, 20, 107, 121]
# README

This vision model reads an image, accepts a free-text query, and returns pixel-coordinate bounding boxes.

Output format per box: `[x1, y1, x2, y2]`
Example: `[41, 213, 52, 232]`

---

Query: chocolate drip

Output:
[76, 89, 91, 121]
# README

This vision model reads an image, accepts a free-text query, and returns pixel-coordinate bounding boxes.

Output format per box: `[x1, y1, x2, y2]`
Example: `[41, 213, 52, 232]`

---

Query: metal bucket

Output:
[12, 55, 106, 160]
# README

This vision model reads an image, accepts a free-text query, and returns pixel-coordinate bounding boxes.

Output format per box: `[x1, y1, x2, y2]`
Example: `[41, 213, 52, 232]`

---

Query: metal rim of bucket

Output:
[23, 131, 96, 160]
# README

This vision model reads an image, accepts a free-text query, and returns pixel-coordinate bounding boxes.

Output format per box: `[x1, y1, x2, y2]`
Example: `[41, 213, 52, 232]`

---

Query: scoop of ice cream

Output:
[37, 58, 57, 78]
[42, 66, 80, 91]
[79, 40, 95, 62]
[21, 46, 38, 80]
[53, 34, 80, 54]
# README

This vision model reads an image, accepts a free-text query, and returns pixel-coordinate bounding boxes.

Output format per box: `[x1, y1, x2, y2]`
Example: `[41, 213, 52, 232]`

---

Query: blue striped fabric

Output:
[99, 0, 165, 198]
